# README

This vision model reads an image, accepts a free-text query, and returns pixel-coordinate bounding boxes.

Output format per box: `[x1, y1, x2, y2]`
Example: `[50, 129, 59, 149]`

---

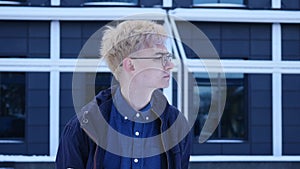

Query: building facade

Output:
[0, 0, 300, 168]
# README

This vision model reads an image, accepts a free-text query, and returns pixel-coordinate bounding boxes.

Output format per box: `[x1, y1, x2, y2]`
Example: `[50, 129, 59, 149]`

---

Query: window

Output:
[0, 72, 25, 141]
[194, 0, 245, 7]
[193, 73, 247, 142]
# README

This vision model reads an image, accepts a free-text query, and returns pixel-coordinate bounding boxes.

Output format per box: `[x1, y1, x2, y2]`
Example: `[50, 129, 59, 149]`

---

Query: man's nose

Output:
[164, 59, 174, 70]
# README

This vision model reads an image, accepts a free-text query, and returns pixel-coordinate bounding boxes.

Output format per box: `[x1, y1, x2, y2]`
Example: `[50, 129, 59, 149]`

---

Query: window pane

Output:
[193, 73, 247, 141]
[0, 72, 25, 140]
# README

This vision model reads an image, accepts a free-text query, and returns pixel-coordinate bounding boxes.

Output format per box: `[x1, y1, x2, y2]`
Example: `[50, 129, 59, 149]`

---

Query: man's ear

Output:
[122, 57, 135, 72]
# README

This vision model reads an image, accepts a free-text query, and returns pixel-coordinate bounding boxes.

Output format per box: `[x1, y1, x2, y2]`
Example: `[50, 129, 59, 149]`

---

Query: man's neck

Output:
[120, 86, 154, 111]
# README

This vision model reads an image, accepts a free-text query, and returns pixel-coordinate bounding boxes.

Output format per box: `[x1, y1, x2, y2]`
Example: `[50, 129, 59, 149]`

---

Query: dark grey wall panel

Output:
[59, 73, 74, 134]
[27, 108, 49, 126]
[222, 144, 250, 155]
[0, 21, 27, 56]
[282, 24, 300, 61]
[60, 0, 82, 6]
[173, 0, 192, 8]
[28, 73, 49, 89]
[61, 39, 82, 58]
[282, 0, 300, 10]
[61, 21, 109, 58]
[140, 0, 161, 7]
[251, 91, 271, 108]
[222, 40, 249, 58]
[27, 126, 49, 143]
[0, 144, 27, 155]
[28, 39, 49, 56]
[27, 143, 49, 155]
[251, 108, 271, 126]
[251, 126, 272, 142]
[250, 40, 271, 60]
[191, 143, 222, 155]
[282, 24, 300, 40]
[222, 24, 250, 39]
[26, 72, 50, 155]
[250, 24, 272, 40]
[282, 74, 300, 155]
[248, 74, 272, 154]
[283, 41, 300, 59]
[251, 143, 272, 154]
[247, 0, 271, 9]
[0, 22, 28, 37]
[177, 22, 271, 60]
[0, 38, 27, 56]
[28, 22, 50, 58]
[251, 23, 272, 59]
[29, 22, 50, 37]
[27, 90, 49, 107]
[0, 21, 50, 58]
[27, 0, 50, 6]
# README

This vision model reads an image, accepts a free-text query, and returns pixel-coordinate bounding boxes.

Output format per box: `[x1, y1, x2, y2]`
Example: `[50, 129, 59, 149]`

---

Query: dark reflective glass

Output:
[193, 73, 247, 141]
[0, 72, 25, 140]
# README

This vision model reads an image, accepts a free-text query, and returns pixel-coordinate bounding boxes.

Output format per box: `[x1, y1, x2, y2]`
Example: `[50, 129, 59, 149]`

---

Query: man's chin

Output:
[160, 83, 170, 89]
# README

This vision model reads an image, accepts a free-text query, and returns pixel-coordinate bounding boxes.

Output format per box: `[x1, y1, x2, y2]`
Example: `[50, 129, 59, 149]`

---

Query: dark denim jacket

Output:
[56, 88, 191, 169]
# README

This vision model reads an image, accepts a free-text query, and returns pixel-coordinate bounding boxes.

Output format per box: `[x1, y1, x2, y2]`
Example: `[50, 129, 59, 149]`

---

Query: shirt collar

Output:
[113, 87, 160, 122]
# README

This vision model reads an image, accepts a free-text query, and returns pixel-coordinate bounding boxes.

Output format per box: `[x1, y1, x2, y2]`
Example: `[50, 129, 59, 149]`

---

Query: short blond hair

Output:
[100, 20, 167, 79]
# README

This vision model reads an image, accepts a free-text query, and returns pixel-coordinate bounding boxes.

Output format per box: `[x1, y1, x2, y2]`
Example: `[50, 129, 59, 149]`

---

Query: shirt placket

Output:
[132, 111, 144, 169]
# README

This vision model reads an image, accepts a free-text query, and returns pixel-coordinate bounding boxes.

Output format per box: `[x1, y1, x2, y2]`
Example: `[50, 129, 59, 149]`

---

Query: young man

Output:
[56, 20, 192, 169]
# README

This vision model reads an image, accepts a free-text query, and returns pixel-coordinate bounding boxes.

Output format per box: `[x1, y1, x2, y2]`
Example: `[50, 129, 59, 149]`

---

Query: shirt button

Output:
[145, 116, 149, 120]
[136, 113, 140, 118]
[124, 116, 128, 120]
[134, 158, 139, 163]
[135, 131, 140, 136]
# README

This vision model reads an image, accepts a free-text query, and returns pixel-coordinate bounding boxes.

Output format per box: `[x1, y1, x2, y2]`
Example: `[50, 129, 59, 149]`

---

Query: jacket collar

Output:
[77, 86, 170, 144]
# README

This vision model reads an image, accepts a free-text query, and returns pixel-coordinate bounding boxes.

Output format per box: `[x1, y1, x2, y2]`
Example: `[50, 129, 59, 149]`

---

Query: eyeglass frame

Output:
[129, 52, 173, 67]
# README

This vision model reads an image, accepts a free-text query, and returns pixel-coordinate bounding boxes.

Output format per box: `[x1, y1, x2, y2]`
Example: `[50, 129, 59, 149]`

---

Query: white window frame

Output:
[0, 0, 300, 163]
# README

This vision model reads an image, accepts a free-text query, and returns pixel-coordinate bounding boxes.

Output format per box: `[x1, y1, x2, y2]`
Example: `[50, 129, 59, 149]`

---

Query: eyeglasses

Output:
[129, 52, 173, 67]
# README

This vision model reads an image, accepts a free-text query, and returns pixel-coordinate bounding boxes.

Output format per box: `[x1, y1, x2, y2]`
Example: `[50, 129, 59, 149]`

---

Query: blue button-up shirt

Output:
[103, 88, 166, 169]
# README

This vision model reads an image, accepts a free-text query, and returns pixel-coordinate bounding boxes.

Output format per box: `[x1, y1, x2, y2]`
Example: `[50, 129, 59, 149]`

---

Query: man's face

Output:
[128, 45, 174, 90]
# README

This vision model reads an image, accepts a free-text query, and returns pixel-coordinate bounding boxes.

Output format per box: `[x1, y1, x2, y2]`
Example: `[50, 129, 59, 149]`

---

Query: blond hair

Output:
[100, 20, 167, 79]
